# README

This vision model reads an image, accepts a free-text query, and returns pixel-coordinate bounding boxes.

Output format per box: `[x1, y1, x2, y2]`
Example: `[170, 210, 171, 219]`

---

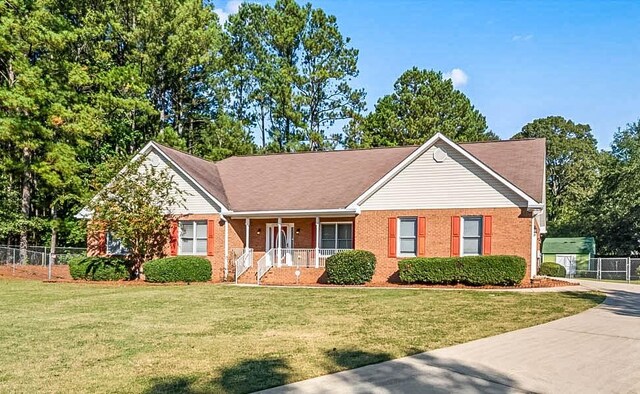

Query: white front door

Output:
[266, 224, 294, 266]
[556, 254, 576, 276]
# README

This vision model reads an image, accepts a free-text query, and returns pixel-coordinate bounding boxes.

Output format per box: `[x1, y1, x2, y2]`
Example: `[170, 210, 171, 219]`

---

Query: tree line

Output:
[0, 0, 638, 257]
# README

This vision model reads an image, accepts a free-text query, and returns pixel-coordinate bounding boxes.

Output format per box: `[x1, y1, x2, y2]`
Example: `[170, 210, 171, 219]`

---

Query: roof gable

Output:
[359, 141, 528, 209]
[349, 133, 544, 209]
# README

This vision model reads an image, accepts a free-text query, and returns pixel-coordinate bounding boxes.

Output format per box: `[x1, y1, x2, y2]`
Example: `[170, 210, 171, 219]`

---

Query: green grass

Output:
[0, 279, 603, 393]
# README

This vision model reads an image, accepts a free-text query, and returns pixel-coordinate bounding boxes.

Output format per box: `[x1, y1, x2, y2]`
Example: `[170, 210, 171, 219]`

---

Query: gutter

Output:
[224, 208, 358, 218]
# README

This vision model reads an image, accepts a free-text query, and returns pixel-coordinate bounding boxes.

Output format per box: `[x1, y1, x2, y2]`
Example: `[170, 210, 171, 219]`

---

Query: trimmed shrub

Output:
[539, 262, 567, 278]
[143, 256, 212, 283]
[68, 256, 130, 281]
[398, 255, 526, 286]
[325, 250, 376, 285]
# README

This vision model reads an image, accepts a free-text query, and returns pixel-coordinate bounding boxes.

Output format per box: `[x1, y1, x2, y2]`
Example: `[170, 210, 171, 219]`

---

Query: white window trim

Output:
[397, 217, 417, 258]
[460, 216, 483, 257]
[320, 222, 353, 250]
[178, 220, 208, 256]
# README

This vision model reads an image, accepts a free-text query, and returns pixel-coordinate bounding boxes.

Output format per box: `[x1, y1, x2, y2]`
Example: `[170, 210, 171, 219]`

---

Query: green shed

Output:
[542, 237, 596, 275]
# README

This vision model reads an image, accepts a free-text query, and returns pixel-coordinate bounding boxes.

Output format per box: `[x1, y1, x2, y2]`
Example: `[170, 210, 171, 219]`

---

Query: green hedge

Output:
[325, 250, 376, 285]
[143, 256, 212, 283]
[539, 262, 567, 278]
[398, 255, 526, 286]
[68, 256, 130, 281]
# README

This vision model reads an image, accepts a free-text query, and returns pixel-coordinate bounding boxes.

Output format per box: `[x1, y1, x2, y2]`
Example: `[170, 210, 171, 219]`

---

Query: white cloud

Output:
[443, 68, 468, 88]
[214, 0, 242, 25]
[512, 34, 533, 42]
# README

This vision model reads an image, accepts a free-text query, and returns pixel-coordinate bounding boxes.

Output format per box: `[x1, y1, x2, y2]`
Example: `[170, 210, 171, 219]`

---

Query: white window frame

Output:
[320, 222, 353, 250]
[397, 217, 417, 258]
[179, 220, 208, 256]
[461, 216, 483, 257]
[106, 231, 129, 256]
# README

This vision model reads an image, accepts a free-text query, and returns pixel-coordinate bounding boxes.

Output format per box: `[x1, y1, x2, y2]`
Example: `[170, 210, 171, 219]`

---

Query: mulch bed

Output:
[0, 264, 71, 281]
[0, 264, 576, 289]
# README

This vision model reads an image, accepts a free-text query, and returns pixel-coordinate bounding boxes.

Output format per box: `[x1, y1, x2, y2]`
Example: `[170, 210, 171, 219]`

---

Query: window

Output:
[106, 232, 128, 255]
[179, 221, 208, 255]
[320, 223, 353, 249]
[462, 217, 483, 256]
[398, 217, 417, 256]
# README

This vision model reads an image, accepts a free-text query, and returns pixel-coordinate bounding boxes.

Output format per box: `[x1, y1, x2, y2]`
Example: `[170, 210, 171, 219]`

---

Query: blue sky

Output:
[216, 1, 640, 149]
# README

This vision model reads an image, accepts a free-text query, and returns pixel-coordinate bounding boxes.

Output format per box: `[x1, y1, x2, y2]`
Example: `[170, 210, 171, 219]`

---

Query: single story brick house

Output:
[82, 133, 546, 285]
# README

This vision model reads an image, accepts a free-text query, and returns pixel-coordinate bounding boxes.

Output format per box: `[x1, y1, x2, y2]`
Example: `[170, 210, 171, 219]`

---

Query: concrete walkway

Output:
[261, 280, 640, 394]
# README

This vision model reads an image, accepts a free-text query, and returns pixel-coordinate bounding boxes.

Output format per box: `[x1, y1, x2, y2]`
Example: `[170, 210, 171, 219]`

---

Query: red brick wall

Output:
[87, 214, 228, 282]
[355, 208, 534, 283]
[87, 210, 533, 285]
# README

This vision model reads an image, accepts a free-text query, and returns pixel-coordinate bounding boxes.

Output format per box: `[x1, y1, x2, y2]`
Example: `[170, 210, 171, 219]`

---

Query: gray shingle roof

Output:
[155, 138, 545, 212]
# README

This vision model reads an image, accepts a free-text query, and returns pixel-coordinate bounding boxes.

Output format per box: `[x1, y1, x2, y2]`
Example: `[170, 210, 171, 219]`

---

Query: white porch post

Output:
[223, 215, 229, 280]
[277, 217, 282, 267]
[315, 216, 320, 268]
[245, 218, 250, 254]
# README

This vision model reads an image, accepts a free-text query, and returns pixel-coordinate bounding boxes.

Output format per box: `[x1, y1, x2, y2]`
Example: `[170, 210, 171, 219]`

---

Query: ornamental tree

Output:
[86, 157, 186, 278]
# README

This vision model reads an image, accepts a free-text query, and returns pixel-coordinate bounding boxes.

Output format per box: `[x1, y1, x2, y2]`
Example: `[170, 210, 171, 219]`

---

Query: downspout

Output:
[222, 215, 228, 280]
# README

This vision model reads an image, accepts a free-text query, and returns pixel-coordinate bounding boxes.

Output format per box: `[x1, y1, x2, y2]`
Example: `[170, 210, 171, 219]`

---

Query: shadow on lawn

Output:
[144, 357, 291, 394]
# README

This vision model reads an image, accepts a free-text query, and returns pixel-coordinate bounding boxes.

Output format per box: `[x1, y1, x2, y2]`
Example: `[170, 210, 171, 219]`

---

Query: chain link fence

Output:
[0, 246, 85, 266]
[570, 257, 640, 282]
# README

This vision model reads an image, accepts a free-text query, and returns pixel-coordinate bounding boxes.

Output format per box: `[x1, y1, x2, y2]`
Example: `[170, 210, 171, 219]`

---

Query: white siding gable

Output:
[143, 150, 221, 214]
[360, 141, 527, 210]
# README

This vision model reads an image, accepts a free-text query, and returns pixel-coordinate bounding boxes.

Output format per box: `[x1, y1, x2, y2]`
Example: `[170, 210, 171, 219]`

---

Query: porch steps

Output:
[259, 266, 326, 285]
[236, 266, 259, 284]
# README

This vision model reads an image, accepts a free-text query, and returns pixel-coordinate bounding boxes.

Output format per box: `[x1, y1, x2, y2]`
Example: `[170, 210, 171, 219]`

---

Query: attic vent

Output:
[148, 154, 161, 167]
[433, 147, 448, 163]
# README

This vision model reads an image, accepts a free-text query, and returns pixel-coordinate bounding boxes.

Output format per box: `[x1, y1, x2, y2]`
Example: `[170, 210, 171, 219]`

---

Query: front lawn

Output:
[0, 279, 603, 393]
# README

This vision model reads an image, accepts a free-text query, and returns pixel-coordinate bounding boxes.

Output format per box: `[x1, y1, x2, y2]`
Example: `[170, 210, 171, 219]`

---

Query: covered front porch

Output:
[227, 212, 356, 284]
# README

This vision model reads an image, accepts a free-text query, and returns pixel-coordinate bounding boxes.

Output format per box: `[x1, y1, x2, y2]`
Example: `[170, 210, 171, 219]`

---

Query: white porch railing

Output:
[251, 248, 351, 285]
[256, 248, 276, 284]
[276, 248, 351, 268]
[234, 248, 253, 283]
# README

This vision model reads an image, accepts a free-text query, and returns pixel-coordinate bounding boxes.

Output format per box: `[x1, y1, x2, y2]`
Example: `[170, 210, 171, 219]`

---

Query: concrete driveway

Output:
[261, 280, 640, 394]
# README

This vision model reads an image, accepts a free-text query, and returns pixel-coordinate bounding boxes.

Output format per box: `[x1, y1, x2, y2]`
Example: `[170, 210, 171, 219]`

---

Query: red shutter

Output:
[451, 216, 461, 257]
[483, 215, 492, 255]
[417, 216, 426, 256]
[207, 219, 215, 256]
[388, 217, 397, 258]
[169, 221, 178, 256]
[311, 222, 316, 248]
[98, 231, 107, 255]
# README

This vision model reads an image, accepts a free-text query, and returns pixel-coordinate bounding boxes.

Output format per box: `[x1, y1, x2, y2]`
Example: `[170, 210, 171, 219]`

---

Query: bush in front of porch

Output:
[326, 250, 376, 285]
